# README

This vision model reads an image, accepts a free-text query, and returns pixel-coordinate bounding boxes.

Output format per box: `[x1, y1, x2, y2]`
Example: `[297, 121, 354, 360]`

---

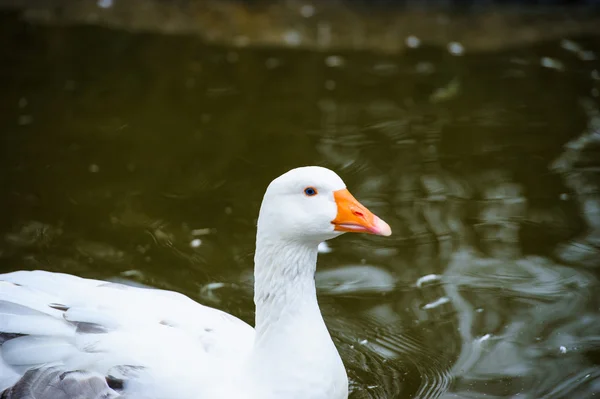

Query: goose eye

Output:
[304, 187, 318, 196]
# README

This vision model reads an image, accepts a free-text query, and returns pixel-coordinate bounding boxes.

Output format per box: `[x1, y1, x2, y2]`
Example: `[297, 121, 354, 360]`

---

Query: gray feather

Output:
[1, 366, 121, 399]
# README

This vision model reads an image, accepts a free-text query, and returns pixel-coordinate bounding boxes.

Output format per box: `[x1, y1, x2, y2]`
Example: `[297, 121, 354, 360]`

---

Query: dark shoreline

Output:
[2, 0, 600, 53]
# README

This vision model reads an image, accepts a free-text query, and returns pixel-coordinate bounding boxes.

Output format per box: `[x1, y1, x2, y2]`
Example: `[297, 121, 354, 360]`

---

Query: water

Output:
[1, 10, 600, 398]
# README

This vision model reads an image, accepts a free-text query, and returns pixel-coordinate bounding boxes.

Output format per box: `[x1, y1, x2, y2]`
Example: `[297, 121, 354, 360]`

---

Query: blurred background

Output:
[1, 0, 600, 397]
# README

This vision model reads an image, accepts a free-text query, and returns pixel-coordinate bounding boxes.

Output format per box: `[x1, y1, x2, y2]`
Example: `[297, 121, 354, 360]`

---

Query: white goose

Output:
[0, 166, 391, 399]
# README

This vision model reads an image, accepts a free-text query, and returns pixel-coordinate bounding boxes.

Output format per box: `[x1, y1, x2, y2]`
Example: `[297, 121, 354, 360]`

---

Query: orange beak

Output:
[331, 189, 392, 236]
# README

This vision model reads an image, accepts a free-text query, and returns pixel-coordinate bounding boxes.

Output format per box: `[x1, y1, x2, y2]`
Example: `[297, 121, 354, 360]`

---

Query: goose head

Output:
[256, 166, 391, 244]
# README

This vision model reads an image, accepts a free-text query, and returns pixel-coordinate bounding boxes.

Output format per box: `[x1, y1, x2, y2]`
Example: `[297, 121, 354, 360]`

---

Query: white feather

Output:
[3, 336, 75, 365]
[0, 313, 72, 337]
[0, 270, 255, 398]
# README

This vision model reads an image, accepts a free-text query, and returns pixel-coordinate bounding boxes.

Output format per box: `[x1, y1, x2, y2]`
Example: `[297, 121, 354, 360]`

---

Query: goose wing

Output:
[0, 270, 255, 398]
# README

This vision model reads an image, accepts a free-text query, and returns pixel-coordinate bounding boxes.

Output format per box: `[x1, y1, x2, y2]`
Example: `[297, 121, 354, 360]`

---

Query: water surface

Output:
[1, 11, 600, 398]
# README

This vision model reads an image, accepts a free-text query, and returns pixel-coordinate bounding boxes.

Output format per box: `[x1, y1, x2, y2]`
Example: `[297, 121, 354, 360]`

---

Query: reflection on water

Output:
[1, 10, 600, 398]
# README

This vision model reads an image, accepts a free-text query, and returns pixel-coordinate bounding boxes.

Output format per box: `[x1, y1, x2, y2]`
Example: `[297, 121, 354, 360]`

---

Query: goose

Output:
[0, 166, 391, 399]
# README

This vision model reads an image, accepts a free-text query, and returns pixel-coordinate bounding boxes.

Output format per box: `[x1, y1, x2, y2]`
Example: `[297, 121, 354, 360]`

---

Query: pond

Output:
[1, 9, 600, 398]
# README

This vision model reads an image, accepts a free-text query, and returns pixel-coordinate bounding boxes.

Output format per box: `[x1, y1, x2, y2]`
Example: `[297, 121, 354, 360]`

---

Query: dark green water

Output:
[1, 10, 600, 398]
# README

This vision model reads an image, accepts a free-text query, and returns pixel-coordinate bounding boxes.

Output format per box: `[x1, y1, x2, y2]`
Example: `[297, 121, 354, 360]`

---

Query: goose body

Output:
[0, 166, 391, 398]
